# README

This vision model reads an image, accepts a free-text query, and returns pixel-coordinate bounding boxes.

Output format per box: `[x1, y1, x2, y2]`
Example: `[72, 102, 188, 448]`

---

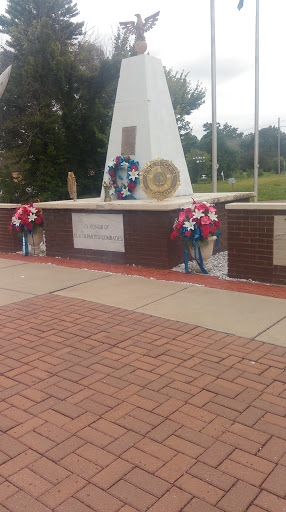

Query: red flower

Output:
[185, 231, 191, 237]
[201, 226, 210, 238]
[178, 212, 185, 222]
[128, 182, 136, 192]
[201, 215, 211, 225]
[35, 216, 43, 224]
[171, 231, 179, 240]
[117, 191, 123, 199]
[184, 208, 193, 217]
[214, 220, 221, 227]
[25, 221, 33, 231]
[116, 156, 121, 164]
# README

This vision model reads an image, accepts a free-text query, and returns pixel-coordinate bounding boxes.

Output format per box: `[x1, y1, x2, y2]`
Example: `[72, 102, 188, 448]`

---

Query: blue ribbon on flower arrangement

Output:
[191, 225, 209, 275]
[215, 231, 221, 247]
[21, 231, 29, 256]
[184, 246, 189, 274]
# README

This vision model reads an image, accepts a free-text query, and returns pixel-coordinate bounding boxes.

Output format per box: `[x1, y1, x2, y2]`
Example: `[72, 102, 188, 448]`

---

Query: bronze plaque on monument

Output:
[140, 158, 180, 200]
[121, 126, 137, 155]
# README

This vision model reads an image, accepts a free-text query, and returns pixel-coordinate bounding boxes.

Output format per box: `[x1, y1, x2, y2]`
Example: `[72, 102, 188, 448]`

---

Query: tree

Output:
[240, 126, 286, 174]
[164, 69, 205, 134]
[200, 123, 243, 179]
[0, 0, 87, 201]
[181, 131, 199, 155]
[185, 149, 211, 183]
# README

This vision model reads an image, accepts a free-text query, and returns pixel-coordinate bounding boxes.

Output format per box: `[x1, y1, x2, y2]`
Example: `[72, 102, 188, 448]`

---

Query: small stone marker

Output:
[67, 172, 77, 201]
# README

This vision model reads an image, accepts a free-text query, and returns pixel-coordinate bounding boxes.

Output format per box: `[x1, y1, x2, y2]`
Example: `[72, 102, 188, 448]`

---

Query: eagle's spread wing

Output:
[143, 11, 160, 33]
[119, 20, 137, 36]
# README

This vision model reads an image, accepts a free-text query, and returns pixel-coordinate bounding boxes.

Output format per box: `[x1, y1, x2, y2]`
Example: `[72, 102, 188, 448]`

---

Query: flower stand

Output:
[28, 230, 43, 255]
[189, 236, 217, 269]
[24, 230, 44, 256]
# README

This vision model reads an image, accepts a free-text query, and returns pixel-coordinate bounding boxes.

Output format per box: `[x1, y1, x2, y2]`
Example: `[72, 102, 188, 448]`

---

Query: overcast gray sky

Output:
[1, 0, 286, 138]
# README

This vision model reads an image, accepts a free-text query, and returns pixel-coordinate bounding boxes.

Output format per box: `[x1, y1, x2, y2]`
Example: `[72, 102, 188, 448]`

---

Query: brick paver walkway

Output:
[0, 293, 286, 511]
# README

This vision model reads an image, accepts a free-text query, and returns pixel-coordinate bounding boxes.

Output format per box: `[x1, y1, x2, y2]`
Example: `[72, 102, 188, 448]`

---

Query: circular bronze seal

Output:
[140, 158, 180, 200]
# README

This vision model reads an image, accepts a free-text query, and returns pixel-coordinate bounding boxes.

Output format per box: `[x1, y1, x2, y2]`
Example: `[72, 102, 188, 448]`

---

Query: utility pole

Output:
[210, 0, 217, 193]
[278, 117, 281, 175]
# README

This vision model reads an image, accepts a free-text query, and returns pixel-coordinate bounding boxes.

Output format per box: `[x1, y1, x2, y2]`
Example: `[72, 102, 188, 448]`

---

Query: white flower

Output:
[12, 216, 21, 226]
[29, 207, 37, 214]
[193, 210, 204, 219]
[28, 213, 37, 222]
[128, 169, 139, 181]
[122, 161, 129, 169]
[184, 220, 195, 230]
[209, 212, 218, 221]
[122, 187, 131, 197]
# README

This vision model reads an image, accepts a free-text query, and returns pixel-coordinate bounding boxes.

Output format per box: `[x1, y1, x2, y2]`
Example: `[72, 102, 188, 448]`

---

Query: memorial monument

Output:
[102, 12, 193, 201]
[37, 13, 254, 268]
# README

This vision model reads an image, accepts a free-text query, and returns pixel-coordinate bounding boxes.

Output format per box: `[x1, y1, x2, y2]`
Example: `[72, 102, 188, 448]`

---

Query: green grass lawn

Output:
[192, 174, 286, 201]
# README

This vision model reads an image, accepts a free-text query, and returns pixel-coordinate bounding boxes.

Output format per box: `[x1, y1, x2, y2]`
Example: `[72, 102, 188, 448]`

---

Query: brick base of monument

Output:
[0, 206, 22, 253]
[227, 206, 286, 286]
[43, 201, 234, 270]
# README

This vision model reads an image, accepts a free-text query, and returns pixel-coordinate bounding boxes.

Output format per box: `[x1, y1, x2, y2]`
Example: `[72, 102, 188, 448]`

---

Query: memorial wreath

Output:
[106, 155, 140, 199]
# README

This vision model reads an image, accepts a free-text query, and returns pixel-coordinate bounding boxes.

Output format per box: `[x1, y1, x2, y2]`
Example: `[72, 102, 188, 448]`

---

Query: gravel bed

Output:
[172, 251, 228, 278]
[172, 251, 263, 283]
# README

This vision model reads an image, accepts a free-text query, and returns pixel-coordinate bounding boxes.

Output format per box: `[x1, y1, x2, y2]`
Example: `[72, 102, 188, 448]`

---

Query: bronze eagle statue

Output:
[119, 12, 160, 54]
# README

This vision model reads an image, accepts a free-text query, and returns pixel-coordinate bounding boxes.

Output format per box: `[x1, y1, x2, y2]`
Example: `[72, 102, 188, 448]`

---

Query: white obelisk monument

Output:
[102, 12, 193, 200]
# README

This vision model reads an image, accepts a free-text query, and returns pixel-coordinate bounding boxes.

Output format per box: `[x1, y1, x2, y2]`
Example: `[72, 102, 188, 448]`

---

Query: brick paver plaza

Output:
[0, 290, 286, 512]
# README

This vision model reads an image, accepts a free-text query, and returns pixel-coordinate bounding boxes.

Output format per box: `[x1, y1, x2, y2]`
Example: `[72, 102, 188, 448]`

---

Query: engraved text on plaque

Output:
[121, 126, 137, 155]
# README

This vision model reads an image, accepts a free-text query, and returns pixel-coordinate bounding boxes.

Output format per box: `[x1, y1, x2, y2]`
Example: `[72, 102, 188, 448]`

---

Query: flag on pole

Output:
[237, 0, 244, 10]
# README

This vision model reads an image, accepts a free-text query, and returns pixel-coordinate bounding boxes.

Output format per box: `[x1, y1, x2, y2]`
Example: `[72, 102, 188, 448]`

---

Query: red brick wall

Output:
[227, 209, 286, 285]
[43, 199, 248, 270]
[0, 207, 22, 253]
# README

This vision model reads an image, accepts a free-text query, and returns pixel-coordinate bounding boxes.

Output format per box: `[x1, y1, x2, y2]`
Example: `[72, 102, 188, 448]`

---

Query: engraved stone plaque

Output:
[121, 126, 137, 155]
[273, 216, 286, 266]
[72, 213, 125, 252]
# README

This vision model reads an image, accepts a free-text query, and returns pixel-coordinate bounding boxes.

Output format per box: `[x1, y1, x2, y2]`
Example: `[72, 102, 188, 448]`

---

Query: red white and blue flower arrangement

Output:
[171, 200, 221, 274]
[10, 203, 44, 255]
[105, 155, 140, 200]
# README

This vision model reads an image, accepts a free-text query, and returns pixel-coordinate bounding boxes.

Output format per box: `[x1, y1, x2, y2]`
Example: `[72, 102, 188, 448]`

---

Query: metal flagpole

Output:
[210, 0, 217, 193]
[253, 0, 259, 201]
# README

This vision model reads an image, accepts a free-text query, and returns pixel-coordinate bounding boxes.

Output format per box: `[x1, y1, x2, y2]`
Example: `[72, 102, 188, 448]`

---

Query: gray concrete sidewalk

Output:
[0, 259, 285, 346]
